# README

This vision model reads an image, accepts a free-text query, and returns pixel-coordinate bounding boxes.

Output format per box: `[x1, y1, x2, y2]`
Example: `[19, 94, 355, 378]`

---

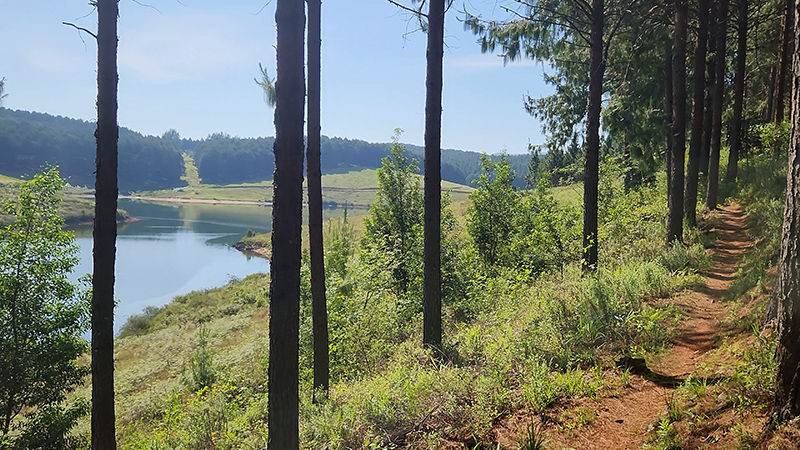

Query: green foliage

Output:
[468, 154, 519, 268]
[468, 155, 580, 276]
[119, 305, 163, 338]
[518, 422, 547, 450]
[193, 133, 276, 185]
[254, 63, 276, 107]
[0, 168, 89, 446]
[325, 215, 356, 281]
[729, 153, 786, 300]
[513, 179, 581, 274]
[182, 327, 218, 393]
[0, 109, 185, 192]
[11, 400, 89, 450]
[649, 418, 682, 450]
[523, 261, 677, 368]
[112, 161, 715, 449]
[361, 130, 424, 304]
[727, 326, 776, 410]
[749, 121, 790, 156]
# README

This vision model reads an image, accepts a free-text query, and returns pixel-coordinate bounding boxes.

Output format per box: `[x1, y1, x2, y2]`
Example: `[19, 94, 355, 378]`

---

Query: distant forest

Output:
[0, 108, 536, 191]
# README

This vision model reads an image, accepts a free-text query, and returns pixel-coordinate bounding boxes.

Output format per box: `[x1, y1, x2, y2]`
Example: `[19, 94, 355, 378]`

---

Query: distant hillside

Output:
[0, 108, 534, 189]
[0, 108, 185, 192]
[191, 134, 533, 187]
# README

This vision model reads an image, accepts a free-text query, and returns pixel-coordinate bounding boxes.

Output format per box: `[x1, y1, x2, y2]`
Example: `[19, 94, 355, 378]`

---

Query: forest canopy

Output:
[0, 108, 536, 190]
[0, 108, 185, 192]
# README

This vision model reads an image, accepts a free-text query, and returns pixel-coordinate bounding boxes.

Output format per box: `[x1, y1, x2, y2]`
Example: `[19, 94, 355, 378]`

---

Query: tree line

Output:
[0, 107, 540, 188]
[5, 0, 800, 446]
[0, 108, 184, 192]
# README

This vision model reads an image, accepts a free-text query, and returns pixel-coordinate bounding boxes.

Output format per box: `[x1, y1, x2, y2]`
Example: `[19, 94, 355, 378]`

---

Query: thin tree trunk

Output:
[706, 0, 728, 210]
[423, 0, 445, 349]
[775, 0, 794, 124]
[666, 46, 674, 210]
[668, 0, 688, 244]
[768, 65, 777, 122]
[268, 0, 305, 447]
[92, 0, 118, 448]
[583, 0, 604, 272]
[701, 50, 715, 175]
[773, 7, 800, 421]
[726, 0, 747, 185]
[686, 0, 710, 226]
[307, 0, 328, 400]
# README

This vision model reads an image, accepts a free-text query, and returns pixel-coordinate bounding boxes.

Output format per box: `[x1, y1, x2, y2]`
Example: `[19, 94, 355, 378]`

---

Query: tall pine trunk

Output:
[423, 0, 445, 349]
[92, 1, 118, 448]
[775, 0, 794, 124]
[583, 0, 604, 272]
[685, 0, 710, 226]
[268, 0, 305, 447]
[701, 51, 715, 175]
[706, 0, 728, 210]
[666, 46, 674, 200]
[306, 0, 329, 400]
[668, 0, 688, 244]
[774, 7, 800, 420]
[726, 0, 747, 185]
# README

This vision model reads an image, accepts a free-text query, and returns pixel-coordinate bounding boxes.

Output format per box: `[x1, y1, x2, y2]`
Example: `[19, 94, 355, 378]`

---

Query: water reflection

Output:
[72, 199, 273, 333]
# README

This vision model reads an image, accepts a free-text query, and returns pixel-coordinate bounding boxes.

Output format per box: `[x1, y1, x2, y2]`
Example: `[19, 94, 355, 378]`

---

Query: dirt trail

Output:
[491, 205, 754, 450]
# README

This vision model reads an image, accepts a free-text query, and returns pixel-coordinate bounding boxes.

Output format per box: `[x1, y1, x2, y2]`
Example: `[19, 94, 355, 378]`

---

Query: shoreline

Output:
[69, 194, 274, 206]
[232, 241, 271, 259]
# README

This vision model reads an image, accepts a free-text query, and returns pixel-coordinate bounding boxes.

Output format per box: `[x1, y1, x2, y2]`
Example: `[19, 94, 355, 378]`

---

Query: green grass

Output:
[98, 171, 720, 449]
[180, 153, 201, 187]
[135, 168, 473, 208]
[550, 182, 583, 207]
[0, 177, 127, 226]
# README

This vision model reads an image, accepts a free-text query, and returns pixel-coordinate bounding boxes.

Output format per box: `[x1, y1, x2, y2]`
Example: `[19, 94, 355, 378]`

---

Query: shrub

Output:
[182, 327, 218, 392]
[0, 168, 90, 446]
[119, 305, 163, 337]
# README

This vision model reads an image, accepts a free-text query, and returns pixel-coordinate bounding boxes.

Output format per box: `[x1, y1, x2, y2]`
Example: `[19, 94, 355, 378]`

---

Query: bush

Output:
[119, 305, 163, 337]
[182, 327, 218, 392]
[0, 168, 90, 446]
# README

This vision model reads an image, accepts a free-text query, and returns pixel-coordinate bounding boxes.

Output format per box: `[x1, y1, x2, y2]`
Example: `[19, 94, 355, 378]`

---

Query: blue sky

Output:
[0, 0, 553, 154]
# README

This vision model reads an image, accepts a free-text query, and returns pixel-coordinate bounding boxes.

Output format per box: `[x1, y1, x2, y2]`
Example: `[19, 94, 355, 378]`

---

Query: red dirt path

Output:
[490, 204, 754, 450]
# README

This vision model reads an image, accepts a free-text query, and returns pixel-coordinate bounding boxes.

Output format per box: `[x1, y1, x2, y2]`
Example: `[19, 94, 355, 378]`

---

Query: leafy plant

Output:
[0, 168, 90, 447]
[519, 421, 547, 450]
[182, 327, 218, 392]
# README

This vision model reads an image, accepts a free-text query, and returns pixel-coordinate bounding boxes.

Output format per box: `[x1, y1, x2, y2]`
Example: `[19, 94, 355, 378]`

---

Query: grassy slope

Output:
[69, 154, 780, 448]
[96, 171, 731, 448]
[134, 168, 473, 207]
[241, 182, 580, 252]
[0, 177, 112, 226]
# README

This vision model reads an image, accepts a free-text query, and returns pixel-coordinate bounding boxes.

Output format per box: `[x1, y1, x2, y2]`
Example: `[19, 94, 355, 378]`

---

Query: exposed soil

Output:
[486, 204, 755, 450]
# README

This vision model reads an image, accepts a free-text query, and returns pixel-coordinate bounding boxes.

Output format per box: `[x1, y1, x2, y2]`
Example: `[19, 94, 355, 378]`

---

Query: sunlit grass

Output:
[134, 168, 473, 207]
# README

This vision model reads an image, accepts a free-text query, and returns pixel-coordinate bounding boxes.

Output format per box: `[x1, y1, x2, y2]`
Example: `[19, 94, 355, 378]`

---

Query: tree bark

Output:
[686, 0, 710, 226]
[583, 0, 604, 272]
[774, 5, 800, 420]
[700, 50, 715, 175]
[423, 0, 445, 349]
[775, 0, 794, 124]
[668, 0, 688, 245]
[306, 0, 328, 400]
[768, 65, 777, 122]
[268, 0, 305, 447]
[726, 0, 747, 185]
[706, 0, 728, 210]
[92, 1, 118, 449]
[666, 45, 674, 204]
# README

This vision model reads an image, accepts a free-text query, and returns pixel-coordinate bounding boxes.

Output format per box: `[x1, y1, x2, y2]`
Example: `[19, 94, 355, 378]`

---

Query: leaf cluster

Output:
[0, 168, 89, 448]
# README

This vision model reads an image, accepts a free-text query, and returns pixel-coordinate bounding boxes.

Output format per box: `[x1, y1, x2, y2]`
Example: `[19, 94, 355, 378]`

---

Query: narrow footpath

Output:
[490, 204, 754, 449]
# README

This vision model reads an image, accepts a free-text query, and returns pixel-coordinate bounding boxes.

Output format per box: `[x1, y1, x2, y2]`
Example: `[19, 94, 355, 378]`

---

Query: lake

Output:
[72, 199, 273, 333]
